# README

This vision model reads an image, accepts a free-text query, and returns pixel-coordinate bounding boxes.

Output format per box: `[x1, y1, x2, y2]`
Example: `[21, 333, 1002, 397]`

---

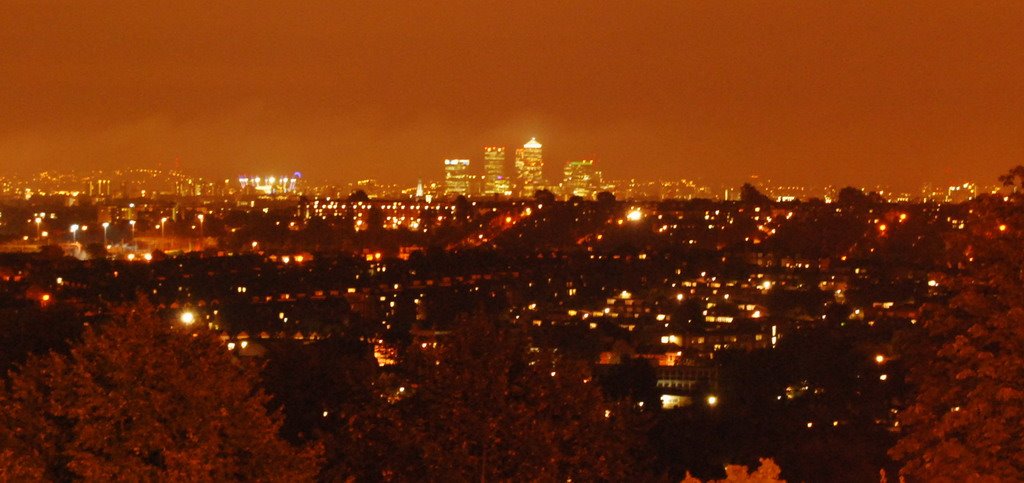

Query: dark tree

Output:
[739, 183, 771, 205]
[338, 314, 642, 481]
[347, 190, 370, 202]
[83, 242, 108, 259]
[0, 301, 321, 480]
[533, 189, 556, 204]
[596, 191, 617, 205]
[892, 168, 1024, 480]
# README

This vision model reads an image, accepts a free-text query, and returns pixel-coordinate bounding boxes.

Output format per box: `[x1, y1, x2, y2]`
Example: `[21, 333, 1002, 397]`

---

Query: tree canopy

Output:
[891, 167, 1024, 480]
[331, 314, 642, 481]
[0, 301, 321, 480]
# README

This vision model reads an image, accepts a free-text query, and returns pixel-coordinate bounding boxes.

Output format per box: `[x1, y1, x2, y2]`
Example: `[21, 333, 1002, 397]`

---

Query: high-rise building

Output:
[443, 159, 471, 196]
[514, 138, 544, 197]
[483, 146, 510, 196]
[561, 160, 601, 198]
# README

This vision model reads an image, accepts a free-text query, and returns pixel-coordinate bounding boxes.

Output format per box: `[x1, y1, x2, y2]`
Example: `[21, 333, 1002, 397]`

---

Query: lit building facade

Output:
[443, 159, 471, 196]
[561, 159, 601, 198]
[514, 138, 544, 197]
[483, 146, 510, 196]
[238, 174, 301, 195]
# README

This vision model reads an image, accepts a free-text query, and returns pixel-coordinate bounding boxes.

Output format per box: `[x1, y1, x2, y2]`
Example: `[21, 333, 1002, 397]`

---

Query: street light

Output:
[129, 220, 136, 242]
[34, 217, 42, 240]
[101, 222, 109, 246]
[179, 311, 196, 325]
[160, 217, 168, 240]
[198, 214, 205, 240]
[70, 224, 79, 243]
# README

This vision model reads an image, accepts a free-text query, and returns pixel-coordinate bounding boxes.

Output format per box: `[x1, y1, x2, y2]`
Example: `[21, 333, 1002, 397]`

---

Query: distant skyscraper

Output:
[443, 159, 471, 196]
[561, 160, 601, 198]
[483, 146, 510, 196]
[514, 138, 544, 197]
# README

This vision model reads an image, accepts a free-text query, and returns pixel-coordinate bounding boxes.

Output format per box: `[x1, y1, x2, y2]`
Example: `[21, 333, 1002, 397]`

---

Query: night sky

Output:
[2, 1, 1022, 189]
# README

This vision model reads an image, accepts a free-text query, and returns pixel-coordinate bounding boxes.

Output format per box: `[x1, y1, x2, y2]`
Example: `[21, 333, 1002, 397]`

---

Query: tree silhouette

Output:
[0, 301, 321, 480]
[891, 167, 1024, 480]
[533, 189, 556, 204]
[337, 314, 641, 481]
[596, 191, 616, 205]
[347, 189, 370, 202]
[739, 183, 771, 205]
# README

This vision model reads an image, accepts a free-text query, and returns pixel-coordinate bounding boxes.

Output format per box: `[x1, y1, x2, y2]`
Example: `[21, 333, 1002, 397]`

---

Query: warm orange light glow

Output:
[877, 224, 887, 232]
[999, 224, 1008, 232]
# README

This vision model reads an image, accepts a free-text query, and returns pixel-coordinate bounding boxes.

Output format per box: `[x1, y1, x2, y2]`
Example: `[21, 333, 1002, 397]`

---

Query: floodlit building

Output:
[514, 138, 544, 197]
[443, 159, 471, 196]
[238, 174, 301, 195]
[483, 146, 510, 196]
[561, 159, 601, 198]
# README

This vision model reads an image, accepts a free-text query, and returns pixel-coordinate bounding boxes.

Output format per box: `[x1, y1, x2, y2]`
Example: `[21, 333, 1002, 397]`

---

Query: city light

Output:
[179, 311, 196, 325]
[626, 209, 643, 222]
[706, 395, 718, 407]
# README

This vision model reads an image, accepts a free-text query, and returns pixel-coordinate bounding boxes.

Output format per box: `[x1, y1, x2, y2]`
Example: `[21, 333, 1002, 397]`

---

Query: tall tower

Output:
[443, 159, 471, 196]
[561, 160, 601, 198]
[514, 138, 544, 197]
[483, 146, 509, 196]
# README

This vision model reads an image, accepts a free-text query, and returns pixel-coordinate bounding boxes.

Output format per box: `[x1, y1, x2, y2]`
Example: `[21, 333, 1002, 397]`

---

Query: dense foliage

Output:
[0, 302, 321, 480]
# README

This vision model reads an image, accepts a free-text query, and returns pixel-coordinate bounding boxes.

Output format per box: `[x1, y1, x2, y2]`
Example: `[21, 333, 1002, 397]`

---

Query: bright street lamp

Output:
[626, 208, 643, 222]
[129, 220, 136, 241]
[34, 217, 42, 239]
[179, 311, 196, 325]
[102, 222, 110, 246]
[70, 224, 79, 243]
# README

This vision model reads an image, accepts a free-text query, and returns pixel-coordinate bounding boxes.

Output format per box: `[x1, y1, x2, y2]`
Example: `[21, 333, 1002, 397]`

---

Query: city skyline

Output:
[1, 2, 1022, 190]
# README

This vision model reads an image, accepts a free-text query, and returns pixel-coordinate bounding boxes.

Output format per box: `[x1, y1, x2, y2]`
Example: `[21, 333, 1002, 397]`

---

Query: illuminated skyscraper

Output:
[443, 159, 471, 196]
[514, 137, 544, 197]
[561, 160, 601, 198]
[483, 146, 509, 196]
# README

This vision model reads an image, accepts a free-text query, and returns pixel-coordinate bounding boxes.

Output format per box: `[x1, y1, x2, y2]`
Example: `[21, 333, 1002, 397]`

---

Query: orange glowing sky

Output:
[1, 1, 1022, 189]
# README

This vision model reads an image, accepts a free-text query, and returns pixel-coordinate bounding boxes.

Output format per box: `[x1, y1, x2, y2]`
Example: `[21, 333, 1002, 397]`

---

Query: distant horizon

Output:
[2, 2, 1021, 192]
[1, 161, 1010, 194]
[1, 163, 1008, 200]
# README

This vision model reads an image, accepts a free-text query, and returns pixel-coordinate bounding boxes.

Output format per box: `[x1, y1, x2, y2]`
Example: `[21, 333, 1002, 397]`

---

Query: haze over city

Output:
[2, 1, 1022, 189]
[6, 3, 1024, 481]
